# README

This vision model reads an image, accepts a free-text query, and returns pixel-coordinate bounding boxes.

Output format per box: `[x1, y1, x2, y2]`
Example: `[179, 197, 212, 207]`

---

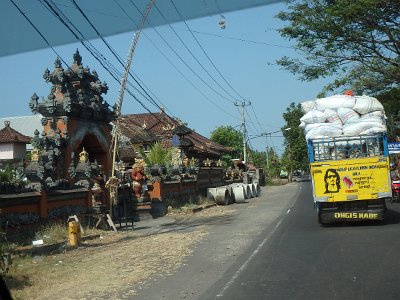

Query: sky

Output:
[0, 2, 333, 155]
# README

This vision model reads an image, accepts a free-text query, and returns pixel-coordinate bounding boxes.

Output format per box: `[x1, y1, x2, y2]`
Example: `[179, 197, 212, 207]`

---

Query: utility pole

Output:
[262, 130, 280, 176]
[265, 135, 269, 174]
[234, 100, 251, 165]
[107, 0, 156, 219]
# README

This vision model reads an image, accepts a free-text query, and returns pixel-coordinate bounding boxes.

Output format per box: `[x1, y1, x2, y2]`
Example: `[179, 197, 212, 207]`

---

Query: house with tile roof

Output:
[0, 115, 43, 150]
[0, 120, 32, 163]
[118, 109, 231, 165]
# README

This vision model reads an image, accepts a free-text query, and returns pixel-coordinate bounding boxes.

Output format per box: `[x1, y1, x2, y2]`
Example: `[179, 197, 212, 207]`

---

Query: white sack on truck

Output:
[300, 93, 387, 140]
[353, 95, 384, 114]
[360, 111, 384, 119]
[300, 109, 326, 124]
[305, 123, 343, 140]
[359, 127, 387, 135]
[337, 107, 360, 124]
[300, 100, 315, 113]
[324, 109, 342, 124]
[315, 94, 355, 111]
[343, 121, 385, 136]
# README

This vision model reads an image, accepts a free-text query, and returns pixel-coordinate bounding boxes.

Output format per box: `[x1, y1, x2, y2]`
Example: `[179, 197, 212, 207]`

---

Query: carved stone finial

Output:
[31, 148, 40, 162]
[204, 158, 212, 167]
[43, 68, 50, 81]
[79, 147, 89, 163]
[92, 69, 98, 80]
[4, 121, 10, 127]
[73, 49, 82, 66]
[29, 93, 39, 113]
[54, 57, 62, 69]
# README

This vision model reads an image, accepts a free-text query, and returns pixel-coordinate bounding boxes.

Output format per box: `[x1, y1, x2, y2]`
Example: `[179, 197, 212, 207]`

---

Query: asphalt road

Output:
[133, 181, 400, 300]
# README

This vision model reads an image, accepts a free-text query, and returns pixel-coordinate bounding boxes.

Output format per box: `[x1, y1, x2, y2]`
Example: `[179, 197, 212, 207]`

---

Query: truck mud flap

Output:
[319, 209, 385, 224]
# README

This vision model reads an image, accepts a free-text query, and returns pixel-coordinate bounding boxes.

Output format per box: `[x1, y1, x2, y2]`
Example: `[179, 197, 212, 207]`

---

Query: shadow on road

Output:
[383, 206, 400, 225]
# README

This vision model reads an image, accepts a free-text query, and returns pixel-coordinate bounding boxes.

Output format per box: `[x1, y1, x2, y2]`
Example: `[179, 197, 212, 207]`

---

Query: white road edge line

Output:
[216, 218, 284, 298]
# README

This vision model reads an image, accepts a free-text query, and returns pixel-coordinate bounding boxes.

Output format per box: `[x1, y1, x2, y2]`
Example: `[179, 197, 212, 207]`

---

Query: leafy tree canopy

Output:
[276, 0, 400, 94]
[210, 126, 243, 159]
[282, 103, 309, 172]
[376, 87, 400, 141]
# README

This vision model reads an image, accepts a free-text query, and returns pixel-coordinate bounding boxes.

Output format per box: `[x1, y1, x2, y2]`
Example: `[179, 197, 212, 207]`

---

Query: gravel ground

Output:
[6, 205, 237, 300]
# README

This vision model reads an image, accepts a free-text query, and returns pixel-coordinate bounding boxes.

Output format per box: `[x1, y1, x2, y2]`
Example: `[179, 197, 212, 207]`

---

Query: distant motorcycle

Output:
[391, 176, 400, 203]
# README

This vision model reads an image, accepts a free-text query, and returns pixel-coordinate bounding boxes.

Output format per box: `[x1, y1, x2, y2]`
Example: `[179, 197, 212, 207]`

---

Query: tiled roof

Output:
[118, 116, 157, 144]
[0, 115, 43, 137]
[118, 111, 231, 156]
[0, 121, 32, 143]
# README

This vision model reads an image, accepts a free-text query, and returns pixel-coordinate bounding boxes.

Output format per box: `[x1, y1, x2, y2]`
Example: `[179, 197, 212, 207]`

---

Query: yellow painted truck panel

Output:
[311, 157, 390, 202]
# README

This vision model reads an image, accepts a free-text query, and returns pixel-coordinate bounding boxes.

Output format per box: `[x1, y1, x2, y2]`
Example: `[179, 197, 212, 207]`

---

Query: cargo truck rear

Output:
[308, 134, 391, 224]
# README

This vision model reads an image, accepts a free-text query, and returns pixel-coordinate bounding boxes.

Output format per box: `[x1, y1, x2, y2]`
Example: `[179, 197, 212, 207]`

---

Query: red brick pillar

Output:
[87, 190, 93, 208]
[39, 191, 48, 218]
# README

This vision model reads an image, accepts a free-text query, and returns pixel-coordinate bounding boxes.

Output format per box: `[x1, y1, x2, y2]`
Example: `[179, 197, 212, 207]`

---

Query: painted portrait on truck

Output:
[324, 169, 341, 193]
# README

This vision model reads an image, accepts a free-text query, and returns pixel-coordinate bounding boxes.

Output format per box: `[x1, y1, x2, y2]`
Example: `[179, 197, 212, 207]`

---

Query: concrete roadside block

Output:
[207, 188, 217, 201]
[231, 185, 246, 203]
[252, 183, 261, 197]
[226, 185, 235, 204]
[215, 187, 231, 205]
[245, 184, 253, 198]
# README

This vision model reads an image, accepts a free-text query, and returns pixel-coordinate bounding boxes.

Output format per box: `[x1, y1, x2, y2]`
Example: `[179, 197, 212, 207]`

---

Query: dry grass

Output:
[5, 202, 237, 299]
[7, 229, 208, 299]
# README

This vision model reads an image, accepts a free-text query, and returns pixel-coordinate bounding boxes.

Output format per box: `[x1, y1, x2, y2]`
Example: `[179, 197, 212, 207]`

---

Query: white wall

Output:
[0, 143, 14, 159]
[13, 143, 27, 160]
[0, 143, 27, 160]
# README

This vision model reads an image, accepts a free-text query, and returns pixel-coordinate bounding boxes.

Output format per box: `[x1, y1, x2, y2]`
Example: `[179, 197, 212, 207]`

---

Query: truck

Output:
[308, 133, 391, 224]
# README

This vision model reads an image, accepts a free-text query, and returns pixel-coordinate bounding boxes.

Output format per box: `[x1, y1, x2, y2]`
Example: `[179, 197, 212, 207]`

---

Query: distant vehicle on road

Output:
[279, 170, 288, 179]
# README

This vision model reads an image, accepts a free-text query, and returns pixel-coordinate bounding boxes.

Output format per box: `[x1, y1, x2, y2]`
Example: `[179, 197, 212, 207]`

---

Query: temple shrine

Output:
[26, 49, 115, 193]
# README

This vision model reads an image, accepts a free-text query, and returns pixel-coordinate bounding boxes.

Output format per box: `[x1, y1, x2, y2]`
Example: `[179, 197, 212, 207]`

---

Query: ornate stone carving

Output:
[29, 93, 39, 113]
[204, 158, 212, 167]
[31, 148, 40, 162]
[24, 50, 115, 191]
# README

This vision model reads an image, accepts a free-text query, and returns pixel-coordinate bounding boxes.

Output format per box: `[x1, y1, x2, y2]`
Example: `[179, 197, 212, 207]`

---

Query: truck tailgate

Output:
[311, 157, 391, 202]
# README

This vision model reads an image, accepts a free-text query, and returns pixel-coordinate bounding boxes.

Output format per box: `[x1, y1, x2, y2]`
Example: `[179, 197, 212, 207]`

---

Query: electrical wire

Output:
[70, 0, 169, 114]
[40, 0, 170, 128]
[154, 2, 236, 104]
[146, 2, 236, 105]
[125, 0, 239, 119]
[174, 28, 293, 49]
[250, 104, 265, 133]
[8, 0, 72, 70]
[169, 0, 245, 101]
[244, 107, 261, 137]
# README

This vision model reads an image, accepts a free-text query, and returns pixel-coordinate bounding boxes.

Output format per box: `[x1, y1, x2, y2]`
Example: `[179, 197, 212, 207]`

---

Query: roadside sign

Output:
[388, 142, 400, 154]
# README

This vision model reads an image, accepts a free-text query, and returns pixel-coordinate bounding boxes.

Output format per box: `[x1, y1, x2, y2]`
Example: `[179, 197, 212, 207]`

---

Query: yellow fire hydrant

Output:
[68, 221, 81, 247]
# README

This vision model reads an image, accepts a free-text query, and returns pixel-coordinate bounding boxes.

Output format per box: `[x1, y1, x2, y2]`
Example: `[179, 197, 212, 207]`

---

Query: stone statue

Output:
[130, 162, 147, 198]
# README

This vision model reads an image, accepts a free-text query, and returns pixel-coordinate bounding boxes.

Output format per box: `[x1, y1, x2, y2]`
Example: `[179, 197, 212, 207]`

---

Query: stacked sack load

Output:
[300, 94, 386, 141]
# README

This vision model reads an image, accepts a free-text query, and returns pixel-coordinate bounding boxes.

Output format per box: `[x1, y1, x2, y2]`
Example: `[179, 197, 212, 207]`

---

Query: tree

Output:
[267, 148, 281, 178]
[281, 103, 309, 178]
[276, 0, 400, 94]
[248, 149, 266, 169]
[376, 87, 400, 141]
[210, 126, 243, 162]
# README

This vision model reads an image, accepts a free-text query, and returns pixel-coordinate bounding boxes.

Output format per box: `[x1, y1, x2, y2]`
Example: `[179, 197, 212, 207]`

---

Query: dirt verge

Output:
[6, 204, 236, 299]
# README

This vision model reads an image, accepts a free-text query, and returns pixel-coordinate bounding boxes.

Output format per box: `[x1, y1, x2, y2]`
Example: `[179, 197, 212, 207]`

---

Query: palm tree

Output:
[139, 142, 173, 170]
